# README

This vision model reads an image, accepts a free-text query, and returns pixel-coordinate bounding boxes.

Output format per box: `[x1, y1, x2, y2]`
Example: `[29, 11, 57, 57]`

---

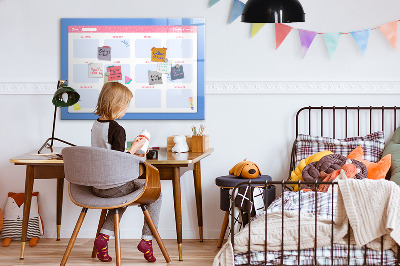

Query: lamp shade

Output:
[52, 85, 80, 107]
[241, 0, 305, 23]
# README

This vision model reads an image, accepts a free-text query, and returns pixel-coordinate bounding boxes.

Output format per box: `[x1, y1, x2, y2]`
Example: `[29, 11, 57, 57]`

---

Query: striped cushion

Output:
[1, 217, 40, 240]
[295, 131, 385, 167]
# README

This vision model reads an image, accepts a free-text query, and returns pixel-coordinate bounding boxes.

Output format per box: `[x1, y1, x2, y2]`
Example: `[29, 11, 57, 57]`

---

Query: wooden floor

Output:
[0, 239, 221, 265]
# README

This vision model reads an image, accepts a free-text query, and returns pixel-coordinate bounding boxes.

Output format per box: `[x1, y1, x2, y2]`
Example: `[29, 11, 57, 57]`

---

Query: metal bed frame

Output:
[230, 106, 400, 266]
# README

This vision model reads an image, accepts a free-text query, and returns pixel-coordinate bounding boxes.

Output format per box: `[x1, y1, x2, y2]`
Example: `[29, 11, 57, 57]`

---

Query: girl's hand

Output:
[134, 148, 149, 157]
[129, 137, 147, 155]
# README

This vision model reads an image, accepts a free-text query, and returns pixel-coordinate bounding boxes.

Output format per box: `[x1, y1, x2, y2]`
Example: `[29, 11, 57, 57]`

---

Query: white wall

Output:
[1, 0, 400, 239]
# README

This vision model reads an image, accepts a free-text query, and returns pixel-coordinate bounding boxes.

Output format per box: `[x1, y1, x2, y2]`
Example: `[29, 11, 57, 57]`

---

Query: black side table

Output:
[215, 175, 275, 248]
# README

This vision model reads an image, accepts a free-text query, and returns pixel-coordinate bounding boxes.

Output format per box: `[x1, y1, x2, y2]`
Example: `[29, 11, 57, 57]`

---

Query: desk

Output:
[10, 147, 213, 261]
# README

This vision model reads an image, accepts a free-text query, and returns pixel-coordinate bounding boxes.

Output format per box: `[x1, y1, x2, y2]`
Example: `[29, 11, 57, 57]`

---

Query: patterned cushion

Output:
[295, 131, 385, 166]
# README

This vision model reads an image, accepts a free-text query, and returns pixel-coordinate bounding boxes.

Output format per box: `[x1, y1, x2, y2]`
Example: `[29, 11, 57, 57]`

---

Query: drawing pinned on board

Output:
[157, 62, 171, 74]
[98, 46, 111, 61]
[188, 97, 194, 110]
[88, 63, 103, 78]
[148, 71, 163, 85]
[170, 65, 184, 80]
[151, 47, 167, 62]
[107, 66, 122, 81]
[104, 72, 110, 83]
[121, 40, 130, 47]
[125, 76, 132, 84]
[74, 103, 81, 110]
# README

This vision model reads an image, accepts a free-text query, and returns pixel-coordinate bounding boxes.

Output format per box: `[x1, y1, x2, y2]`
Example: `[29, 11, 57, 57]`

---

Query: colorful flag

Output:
[323, 33, 341, 58]
[229, 0, 245, 24]
[251, 23, 266, 38]
[209, 0, 221, 7]
[378, 21, 398, 50]
[298, 29, 317, 58]
[275, 23, 293, 49]
[351, 29, 370, 55]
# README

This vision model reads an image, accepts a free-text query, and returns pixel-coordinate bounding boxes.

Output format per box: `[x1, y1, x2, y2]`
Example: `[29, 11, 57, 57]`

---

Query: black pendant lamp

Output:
[242, 0, 305, 23]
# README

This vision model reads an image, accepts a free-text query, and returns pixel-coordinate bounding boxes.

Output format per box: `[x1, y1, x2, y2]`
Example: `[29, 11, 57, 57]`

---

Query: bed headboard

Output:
[290, 106, 400, 179]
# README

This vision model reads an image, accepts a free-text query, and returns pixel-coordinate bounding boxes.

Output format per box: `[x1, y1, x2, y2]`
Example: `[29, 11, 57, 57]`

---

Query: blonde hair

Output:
[95, 82, 133, 120]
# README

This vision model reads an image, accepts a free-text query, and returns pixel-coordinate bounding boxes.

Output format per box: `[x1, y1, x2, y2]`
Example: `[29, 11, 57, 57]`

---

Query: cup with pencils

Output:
[191, 124, 209, 152]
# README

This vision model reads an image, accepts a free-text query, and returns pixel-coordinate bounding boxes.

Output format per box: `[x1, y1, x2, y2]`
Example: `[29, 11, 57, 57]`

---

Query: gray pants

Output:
[92, 180, 162, 240]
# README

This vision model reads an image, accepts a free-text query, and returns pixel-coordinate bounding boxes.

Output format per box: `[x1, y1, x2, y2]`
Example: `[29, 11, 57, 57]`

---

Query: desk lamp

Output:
[38, 80, 80, 154]
[241, 0, 305, 23]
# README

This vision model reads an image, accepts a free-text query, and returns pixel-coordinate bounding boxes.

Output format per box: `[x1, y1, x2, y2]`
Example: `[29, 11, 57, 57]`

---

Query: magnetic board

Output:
[61, 18, 205, 120]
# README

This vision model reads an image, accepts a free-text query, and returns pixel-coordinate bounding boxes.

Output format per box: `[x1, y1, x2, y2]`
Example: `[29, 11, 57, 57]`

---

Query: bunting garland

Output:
[229, 0, 245, 24]
[323, 33, 341, 58]
[208, 2, 399, 59]
[378, 21, 397, 50]
[209, 0, 221, 7]
[351, 29, 370, 55]
[298, 30, 317, 58]
[275, 23, 292, 49]
[251, 23, 266, 38]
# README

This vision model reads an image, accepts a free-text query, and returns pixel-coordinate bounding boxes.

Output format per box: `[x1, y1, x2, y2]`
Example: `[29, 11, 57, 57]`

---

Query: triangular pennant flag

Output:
[351, 29, 370, 55]
[378, 21, 398, 50]
[209, 0, 220, 7]
[229, 0, 245, 24]
[275, 23, 293, 49]
[298, 29, 317, 58]
[251, 23, 266, 38]
[323, 33, 341, 58]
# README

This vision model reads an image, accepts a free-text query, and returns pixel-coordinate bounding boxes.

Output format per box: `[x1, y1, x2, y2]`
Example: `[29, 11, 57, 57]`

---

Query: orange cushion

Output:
[347, 146, 391, 180]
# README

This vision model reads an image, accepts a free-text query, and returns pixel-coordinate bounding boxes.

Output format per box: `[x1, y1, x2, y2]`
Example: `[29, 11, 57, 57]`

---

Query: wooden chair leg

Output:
[60, 208, 88, 266]
[114, 210, 121, 266]
[217, 211, 230, 248]
[141, 205, 171, 263]
[91, 209, 108, 258]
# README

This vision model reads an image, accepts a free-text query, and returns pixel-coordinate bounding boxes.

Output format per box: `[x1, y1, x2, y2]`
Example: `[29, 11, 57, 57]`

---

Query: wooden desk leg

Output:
[172, 167, 183, 261]
[20, 165, 35, 259]
[193, 161, 204, 242]
[56, 178, 64, 241]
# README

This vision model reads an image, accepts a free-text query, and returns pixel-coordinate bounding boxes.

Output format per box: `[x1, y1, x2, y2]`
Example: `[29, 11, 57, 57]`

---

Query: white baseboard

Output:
[1, 81, 400, 94]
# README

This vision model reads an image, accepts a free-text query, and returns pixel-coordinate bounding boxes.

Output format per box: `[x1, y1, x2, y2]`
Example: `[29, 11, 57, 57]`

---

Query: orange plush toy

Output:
[347, 146, 391, 180]
[1, 192, 44, 247]
[229, 159, 261, 179]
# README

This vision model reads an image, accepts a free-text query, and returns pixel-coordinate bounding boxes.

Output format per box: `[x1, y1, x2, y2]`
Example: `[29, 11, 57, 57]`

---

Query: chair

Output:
[60, 146, 171, 265]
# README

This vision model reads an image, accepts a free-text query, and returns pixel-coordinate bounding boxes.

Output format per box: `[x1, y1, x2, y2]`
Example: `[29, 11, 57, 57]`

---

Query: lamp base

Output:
[38, 137, 76, 154]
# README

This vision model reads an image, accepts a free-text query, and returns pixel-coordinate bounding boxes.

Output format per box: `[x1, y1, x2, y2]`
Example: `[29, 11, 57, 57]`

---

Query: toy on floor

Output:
[229, 159, 261, 179]
[1, 192, 44, 247]
[172, 135, 189, 153]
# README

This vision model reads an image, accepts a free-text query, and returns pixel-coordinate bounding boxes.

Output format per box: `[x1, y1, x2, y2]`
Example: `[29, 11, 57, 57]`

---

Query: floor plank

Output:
[0, 239, 221, 265]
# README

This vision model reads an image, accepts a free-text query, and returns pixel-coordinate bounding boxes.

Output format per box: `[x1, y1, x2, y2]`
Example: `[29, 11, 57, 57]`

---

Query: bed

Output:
[214, 106, 400, 266]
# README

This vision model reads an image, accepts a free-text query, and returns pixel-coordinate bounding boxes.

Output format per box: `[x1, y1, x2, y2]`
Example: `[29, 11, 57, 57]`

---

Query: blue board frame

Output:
[61, 18, 205, 120]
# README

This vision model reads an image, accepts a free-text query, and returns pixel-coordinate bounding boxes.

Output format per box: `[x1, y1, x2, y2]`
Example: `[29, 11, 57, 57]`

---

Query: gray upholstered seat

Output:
[60, 146, 170, 266]
[69, 181, 144, 208]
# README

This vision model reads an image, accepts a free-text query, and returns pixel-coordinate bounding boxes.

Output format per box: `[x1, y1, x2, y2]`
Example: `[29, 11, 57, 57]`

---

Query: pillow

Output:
[295, 131, 385, 166]
[289, 150, 333, 191]
[347, 146, 391, 180]
[382, 126, 400, 184]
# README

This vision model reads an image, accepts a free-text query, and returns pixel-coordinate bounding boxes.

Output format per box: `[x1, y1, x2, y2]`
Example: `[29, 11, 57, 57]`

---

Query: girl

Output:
[91, 82, 161, 263]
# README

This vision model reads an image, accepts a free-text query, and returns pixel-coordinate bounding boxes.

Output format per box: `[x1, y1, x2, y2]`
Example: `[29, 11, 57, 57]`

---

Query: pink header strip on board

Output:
[68, 26, 197, 33]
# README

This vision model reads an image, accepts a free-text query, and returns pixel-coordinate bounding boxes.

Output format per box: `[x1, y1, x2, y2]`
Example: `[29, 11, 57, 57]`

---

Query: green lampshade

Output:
[52, 84, 80, 107]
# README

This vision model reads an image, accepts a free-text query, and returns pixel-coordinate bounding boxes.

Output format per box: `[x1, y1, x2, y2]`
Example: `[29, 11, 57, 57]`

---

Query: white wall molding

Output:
[1, 81, 400, 95]
[206, 81, 400, 94]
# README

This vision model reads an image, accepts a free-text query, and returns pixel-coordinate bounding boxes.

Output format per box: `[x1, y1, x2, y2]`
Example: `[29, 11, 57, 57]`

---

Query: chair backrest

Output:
[62, 146, 145, 187]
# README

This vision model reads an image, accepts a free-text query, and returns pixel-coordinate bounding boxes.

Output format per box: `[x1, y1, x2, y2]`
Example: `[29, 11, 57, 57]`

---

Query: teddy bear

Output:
[229, 159, 261, 179]
[172, 135, 189, 153]
[1, 192, 44, 247]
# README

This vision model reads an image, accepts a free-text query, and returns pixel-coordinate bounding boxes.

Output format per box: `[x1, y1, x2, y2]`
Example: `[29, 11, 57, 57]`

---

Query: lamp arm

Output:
[50, 105, 57, 148]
